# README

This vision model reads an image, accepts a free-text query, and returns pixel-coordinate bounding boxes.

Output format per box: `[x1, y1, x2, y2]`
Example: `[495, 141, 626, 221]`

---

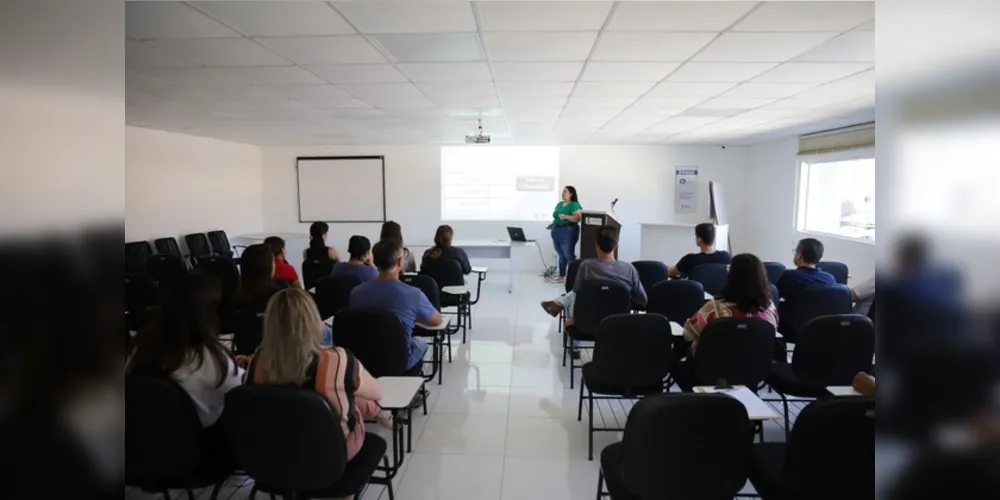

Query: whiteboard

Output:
[297, 157, 386, 223]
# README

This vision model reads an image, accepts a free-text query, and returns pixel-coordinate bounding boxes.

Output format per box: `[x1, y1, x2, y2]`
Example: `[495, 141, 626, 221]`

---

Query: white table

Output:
[704, 292, 714, 301]
[694, 386, 782, 421]
[412, 239, 534, 294]
[827, 386, 862, 396]
[377, 376, 425, 473]
[417, 313, 455, 332]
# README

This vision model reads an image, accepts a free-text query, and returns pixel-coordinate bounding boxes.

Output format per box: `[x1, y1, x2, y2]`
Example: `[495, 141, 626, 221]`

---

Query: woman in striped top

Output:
[249, 288, 386, 461]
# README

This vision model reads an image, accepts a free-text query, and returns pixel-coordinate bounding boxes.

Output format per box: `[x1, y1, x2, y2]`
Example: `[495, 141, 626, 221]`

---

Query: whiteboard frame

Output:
[296, 156, 387, 224]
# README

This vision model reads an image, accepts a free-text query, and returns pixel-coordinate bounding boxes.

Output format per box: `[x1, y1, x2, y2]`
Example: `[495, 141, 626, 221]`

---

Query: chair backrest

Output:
[792, 314, 875, 387]
[125, 274, 159, 331]
[232, 310, 264, 356]
[688, 263, 729, 297]
[591, 314, 673, 393]
[225, 385, 348, 492]
[784, 397, 875, 500]
[630, 261, 670, 296]
[145, 254, 188, 290]
[402, 274, 442, 311]
[620, 394, 751, 500]
[647, 280, 706, 325]
[126, 241, 155, 275]
[763, 262, 787, 285]
[302, 259, 336, 291]
[565, 259, 583, 293]
[125, 374, 205, 483]
[206, 230, 233, 257]
[816, 261, 850, 285]
[420, 259, 465, 288]
[769, 284, 780, 305]
[694, 318, 777, 389]
[154, 237, 183, 258]
[789, 284, 853, 334]
[573, 280, 633, 334]
[194, 256, 240, 297]
[332, 308, 409, 377]
[313, 275, 363, 320]
[185, 233, 214, 262]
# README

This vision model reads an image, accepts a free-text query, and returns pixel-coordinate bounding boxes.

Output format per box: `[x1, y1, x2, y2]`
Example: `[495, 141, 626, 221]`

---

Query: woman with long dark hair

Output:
[380, 220, 416, 273]
[303, 221, 340, 263]
[547, 186, 582, 282]
[421, 225, 472, 274]
[234, 243, 286, 313]
[128, 272, 243, 427]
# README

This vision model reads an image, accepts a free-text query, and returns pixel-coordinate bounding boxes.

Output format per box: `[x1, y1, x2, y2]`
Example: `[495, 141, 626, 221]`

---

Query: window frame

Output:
[794, 147, 876, 244]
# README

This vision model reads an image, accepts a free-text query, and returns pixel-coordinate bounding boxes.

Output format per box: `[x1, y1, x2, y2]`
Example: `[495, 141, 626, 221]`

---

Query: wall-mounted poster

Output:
[675, 166, 699, 214]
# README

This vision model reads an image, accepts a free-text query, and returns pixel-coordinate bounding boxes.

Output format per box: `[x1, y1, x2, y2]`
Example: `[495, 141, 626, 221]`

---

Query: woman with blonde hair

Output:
[247, 288, 387, 461]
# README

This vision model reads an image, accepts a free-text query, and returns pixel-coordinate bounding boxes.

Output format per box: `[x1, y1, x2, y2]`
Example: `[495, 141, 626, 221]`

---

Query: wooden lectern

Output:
[579, 210, 621, 260]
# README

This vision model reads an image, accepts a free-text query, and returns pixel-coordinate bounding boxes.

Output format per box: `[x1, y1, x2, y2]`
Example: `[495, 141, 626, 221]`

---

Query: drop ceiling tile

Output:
[693, 33, 836, 62]
[262, 84, 353, 100]
[419, 82, 497, 97]
[126, 2, 242, 39]
[646, 82, 737, 98]
[151, 38, 290, 67]
[258, 36, 386, 64]
[306, 64, 408, 84]
[134, 66, 229, 85]
[338, 83, 424, 98]
[496, 82, 575, 97]
[210, 66, 328, 85]
[733, 1, 875, 32]
[374, 33, 484, 62]
[608, 1, 756, 31]
[675, 108, 741, 118]
[593, 32, 716, 62]
[477, 1, 613, 31]
[501, 97, 569, 109]
[854, 20, 876, 31]
[381, 107, 449, 118]
[645, 117, 722, 133]
[573, 82, 655, 97]
[398, 63, 492, 82]
[665, 63, 776, 82]
[126, 41, 199, 68]
[633, 96, 708, 109]
[360, 96, 436, 107]
[334, 1, 476, 34]
[190, 1, 354, 37]
[752, 63, 873, 84]
[719, 83, 815, 99]
[566, 96, 639, 108]
[485, 32, 599, 62]
[696, 97, 778, 110]
[581, 62, 681, 82]
[792, 31, 875, 63]
[303, 98, 374, 109]
[492, 62, 583, 82]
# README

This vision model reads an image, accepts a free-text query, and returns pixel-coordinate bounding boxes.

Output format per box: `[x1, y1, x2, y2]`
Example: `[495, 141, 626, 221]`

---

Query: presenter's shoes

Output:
[540, 301, 563, 317]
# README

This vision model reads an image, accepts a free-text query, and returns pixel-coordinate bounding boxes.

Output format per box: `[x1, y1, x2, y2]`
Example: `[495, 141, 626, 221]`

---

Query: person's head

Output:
[308, 222, 329, 247]
[793, 238, 825, 267]
[128, 272, 234, 387]
[380, 220, 404, 247]
[347, 235, 372, 262]
[239, 244, 276, 291]
[433, 225, 454, 249]
[594, 225, 618, 258]
[264, 236, 287, 260]
[895, 233, 928, 273]
[719, 253, 772, 312]
[372, 239, 404, 275]
[695, 223, 717, 249]
[258, 288, 324, 385]
[562, 186, 579, 203]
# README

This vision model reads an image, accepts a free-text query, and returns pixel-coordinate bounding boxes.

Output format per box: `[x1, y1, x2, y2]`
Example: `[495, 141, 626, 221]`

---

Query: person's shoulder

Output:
[718, 251, 733, 262]
[571, 201, 582, 210]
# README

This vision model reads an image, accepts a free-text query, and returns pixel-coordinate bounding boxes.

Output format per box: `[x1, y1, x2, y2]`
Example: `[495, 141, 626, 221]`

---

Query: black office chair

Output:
[155, 237, 185, 259]
[672, 318, 777, 395]
[206, 230, 244, 259]
[402, 273, 448, 384]
[231, 310, 264, 356]
[302, 258, 336, 291]
[769, 284, 780, 306]
[579, 314, 672, 460]
[749, 397, 874, 500]
[146, 254, 188, 291]
[765, 314, 875, 432]
[224, 386, 391, 500]
[688, 263, 728, 297]
[646, 280, 706, 325]
[565, 259, 583, 293]
[598, 393, 751, 500]
[779, 284, 853, 342]
[126, 241, 155, 275]
[195, 256, 241, 333]
[125, 274, 158, 333]
[313, 275, 363, 321]
[421, 259, 471, 342]
[630, 261, 669, 311]
[564, 280, 633, 390]
[816, 261, 850, 285]
[185, 233, 215, 265]
[125, 374, 233, 500]
[763, 262, 787, 285]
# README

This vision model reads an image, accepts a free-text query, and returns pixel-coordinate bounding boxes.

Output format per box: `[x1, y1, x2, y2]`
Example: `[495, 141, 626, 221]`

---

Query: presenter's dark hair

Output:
[380, 221, 405, 247]
[695, 223, 716, 246]
[372, 240, 403, 271]
[347, 236, 372, 261]
[796, 238, 825, 265]
[433, 225, 454, 249]
[564, 185, 579, 203]
[719, 254, 772, 312]
[595, 225, 618, 254]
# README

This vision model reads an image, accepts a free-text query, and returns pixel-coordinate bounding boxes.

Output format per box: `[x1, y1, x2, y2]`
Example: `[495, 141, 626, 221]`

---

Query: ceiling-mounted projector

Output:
[465, 119, 492, 144]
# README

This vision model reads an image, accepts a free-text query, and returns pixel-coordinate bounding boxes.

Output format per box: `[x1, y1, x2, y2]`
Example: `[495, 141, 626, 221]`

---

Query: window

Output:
[796, 151, 875, 242]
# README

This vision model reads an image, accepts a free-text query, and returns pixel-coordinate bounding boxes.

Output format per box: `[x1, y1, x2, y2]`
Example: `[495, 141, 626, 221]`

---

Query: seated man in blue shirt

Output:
[667, 223, 732, 278]
[776, 238, 837, 331]
[349, 239, 443, 375]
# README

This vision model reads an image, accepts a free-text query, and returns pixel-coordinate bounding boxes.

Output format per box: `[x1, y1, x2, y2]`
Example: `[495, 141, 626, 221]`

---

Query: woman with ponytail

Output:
[302, 221, 340, 263]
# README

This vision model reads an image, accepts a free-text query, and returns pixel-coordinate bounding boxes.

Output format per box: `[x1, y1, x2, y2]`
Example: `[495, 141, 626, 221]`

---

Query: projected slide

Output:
[441, 146, 560, 221]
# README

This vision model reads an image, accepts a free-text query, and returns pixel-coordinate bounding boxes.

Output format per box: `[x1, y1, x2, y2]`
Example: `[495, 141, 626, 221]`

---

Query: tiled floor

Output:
[127, 273, 806, 500]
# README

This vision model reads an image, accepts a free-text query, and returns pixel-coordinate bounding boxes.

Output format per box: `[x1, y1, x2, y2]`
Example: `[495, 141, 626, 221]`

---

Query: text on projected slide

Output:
[441, 146, 560, 221]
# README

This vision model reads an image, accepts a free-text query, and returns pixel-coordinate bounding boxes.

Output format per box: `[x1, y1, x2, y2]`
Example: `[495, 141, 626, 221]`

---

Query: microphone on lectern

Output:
[611, 198, 619, 218]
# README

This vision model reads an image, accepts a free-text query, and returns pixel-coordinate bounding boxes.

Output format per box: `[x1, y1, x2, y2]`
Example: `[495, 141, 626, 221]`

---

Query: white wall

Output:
[742, 138, 876, 282]
[260, 144, 747, 272]
[125, 126, 263, 247]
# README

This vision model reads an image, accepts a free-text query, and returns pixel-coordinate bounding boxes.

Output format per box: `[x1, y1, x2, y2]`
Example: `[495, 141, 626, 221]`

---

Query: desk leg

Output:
[507, 247, 514, 293]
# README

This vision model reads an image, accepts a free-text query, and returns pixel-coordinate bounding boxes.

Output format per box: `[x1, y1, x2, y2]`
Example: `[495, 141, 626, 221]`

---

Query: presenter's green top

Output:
[552, 201, 582, 226]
